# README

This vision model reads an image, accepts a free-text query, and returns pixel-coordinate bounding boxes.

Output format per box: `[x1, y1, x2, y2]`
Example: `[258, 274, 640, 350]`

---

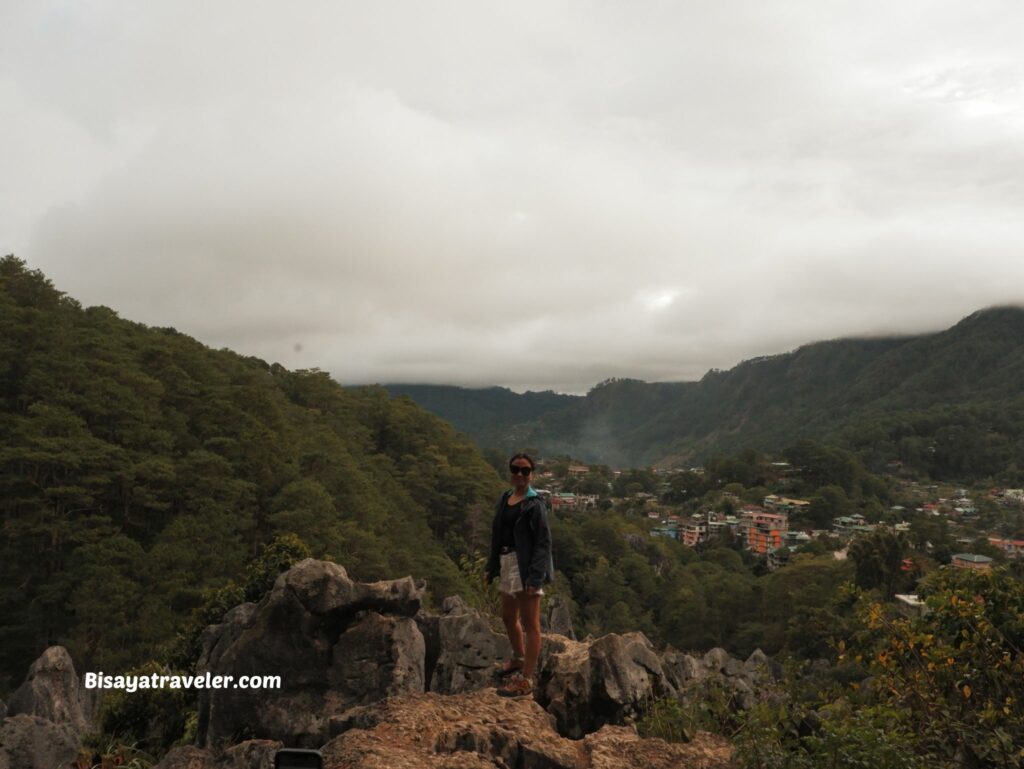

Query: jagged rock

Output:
[220, 739, 284, 768]
[702, 647, 744, 678]
[544, 595, 576, 640]
[538, 632, 674, 738]
[151, 740, 282, 769]
[428, 599, 510, 695]
[320, 690, 732, 769]
[329, 613, 424, 702]
[197, 559, 426, 749]
[660, 647, 703, 690]
[194, 558, 773, 756]
[441, 595, 472, 614]
[151, 745, 217, 769]
[6, 646, 91, 735]
[0, 713, 80, 769]
[198, 603, 259, 676]
[582, 724, 733, 769]
[744, 648, 782, 683]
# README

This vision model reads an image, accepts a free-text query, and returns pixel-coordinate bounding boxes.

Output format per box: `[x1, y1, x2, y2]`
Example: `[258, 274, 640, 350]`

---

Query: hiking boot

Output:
[496, 672, 533, 698]
[494, 656, 524, 678]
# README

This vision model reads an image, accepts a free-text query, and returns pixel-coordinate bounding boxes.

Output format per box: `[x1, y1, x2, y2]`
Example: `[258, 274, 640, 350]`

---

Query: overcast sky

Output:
[3, 2, 1023, 393]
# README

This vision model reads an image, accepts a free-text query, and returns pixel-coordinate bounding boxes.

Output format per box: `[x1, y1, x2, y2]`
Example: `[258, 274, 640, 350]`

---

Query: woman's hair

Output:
[508, 452, 535, 471]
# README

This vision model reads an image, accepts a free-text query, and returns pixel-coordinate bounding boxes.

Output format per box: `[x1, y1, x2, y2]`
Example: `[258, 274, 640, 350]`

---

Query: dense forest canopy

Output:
[0, 255, 503, 689]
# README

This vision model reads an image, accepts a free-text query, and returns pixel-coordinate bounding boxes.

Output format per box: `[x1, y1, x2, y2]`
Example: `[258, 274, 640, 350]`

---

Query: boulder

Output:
[151, 740, 282, 769]
[197, 559, 426, 749]
[660, 647, 703, 691]
[744, 648, 783, 683]
[6, 646, 91, 735]
[328, 613, 424, 703]
[320, 689, 732, 769]
[701, 647, 744, 678]
[582, 724, 733, 769]
[0, 713, 80, 769]
[537, 632, 674, 738]
[151, 745, 216, 769]
[220, 739, 283, 769]
[427, 599, 510, 695]
[544, 595, 576, 640]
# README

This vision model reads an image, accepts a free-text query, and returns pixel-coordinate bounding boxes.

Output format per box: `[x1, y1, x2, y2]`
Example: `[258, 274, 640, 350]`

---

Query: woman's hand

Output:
[525, 585, 538, 596]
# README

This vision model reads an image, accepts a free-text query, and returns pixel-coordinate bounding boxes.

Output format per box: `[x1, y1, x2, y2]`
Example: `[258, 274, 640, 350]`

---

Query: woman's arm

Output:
[526, 501, 552, 588]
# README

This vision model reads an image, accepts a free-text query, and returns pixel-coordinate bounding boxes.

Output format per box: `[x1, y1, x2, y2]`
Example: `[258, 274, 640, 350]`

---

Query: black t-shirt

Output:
[500, 498, 522, 549]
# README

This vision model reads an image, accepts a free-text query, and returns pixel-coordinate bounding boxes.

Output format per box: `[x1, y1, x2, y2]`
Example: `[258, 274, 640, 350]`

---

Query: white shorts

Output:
[499, 551, 544, 596]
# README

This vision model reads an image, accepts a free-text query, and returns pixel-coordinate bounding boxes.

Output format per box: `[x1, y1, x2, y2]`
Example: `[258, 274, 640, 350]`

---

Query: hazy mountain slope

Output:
[389, 308, 1024, 478]
[382, 384, 580, 448]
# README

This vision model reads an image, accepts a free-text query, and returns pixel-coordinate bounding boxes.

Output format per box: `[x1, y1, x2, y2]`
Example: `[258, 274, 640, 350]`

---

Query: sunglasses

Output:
[509, 465, 533, 476]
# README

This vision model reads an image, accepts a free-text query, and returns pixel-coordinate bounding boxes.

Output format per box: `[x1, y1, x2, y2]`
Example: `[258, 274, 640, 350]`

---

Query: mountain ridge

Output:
[384, 305, 1024, 478]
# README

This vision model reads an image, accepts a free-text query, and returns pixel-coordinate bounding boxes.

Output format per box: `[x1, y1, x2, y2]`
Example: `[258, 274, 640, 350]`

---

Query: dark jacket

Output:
[485, 486, 554, 590]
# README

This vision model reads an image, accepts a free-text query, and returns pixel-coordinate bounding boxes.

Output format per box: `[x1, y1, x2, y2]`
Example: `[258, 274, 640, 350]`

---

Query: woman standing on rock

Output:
[484, 452, 555, 698]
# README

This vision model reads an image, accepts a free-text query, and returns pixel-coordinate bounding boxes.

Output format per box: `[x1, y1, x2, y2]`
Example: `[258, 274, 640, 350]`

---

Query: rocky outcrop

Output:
[0, 645, 96, 768]
[544, 595, 576, 640]
[537, 634, 781, 737]
[424, 596, 511, 695]
[152, 740, 283, 769]
[0, 559, 773, 768]
[0, 714, 80, 769]
[537, 632, 673, 738]
[197, 559, 776, 749]
[320, 689, 732, 769]
[196, 559, 426, 748]
[5, 646, 92, 735]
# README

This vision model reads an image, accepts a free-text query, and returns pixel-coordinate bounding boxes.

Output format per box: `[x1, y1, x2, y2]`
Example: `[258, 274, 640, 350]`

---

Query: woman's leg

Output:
[517, 592, 542, 680]
[501, 592, 525, 666]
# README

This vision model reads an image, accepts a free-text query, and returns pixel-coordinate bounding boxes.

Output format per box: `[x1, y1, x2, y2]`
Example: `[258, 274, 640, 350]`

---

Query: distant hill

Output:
[381, 384, 579, 448]
[389, 308, 1024, 481]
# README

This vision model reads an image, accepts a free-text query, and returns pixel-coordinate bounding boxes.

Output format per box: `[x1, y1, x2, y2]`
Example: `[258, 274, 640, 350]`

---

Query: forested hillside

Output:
[0, 256, 502, 690]
[392, 310, 1024, 481]
[382, 384, 577, 449]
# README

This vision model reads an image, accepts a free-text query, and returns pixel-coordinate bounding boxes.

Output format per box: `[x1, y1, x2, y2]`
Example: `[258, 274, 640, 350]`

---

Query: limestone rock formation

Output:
[0, 714, 80, 769]
[5, 646, 92, 735]
[320, 689, 732, 769]
[152, 740, 282, 769]
[544, 595, 576, 640]
[424, 596, 511, 695]
[196, 558, 774, 751]
[537, 631, 674, 738]
[196, 559, 426, 748]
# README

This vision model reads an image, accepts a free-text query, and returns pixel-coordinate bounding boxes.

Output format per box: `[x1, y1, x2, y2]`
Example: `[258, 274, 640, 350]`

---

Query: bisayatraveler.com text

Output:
[84, 672, 281, 692]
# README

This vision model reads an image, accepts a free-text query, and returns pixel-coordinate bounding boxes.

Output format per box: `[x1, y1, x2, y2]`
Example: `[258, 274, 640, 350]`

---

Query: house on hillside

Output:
[832, 515, 873, 536]
[679, 519, 707, 547]
[763, 495, 811, 514]
[650, 525, 679, 540]
[741, 510, 788, 554]
[550, 492, 577, 511]
[895, 593, 929, 618]
[951, 553, 994, 571]
[988, 537, 1024, 559]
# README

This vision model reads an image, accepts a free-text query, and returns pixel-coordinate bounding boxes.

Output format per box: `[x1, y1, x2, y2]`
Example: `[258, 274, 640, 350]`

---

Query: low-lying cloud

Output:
[3, 2, 1023, 393]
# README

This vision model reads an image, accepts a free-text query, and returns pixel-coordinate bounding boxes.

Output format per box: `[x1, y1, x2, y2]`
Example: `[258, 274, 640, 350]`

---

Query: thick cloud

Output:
[3, 1, 1023, 392]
